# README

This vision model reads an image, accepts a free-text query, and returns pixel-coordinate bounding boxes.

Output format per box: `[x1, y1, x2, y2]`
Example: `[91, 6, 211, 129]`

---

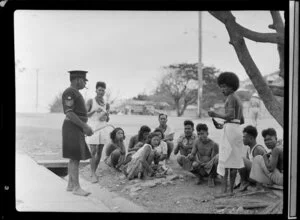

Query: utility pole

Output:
[36, 69, 39, 113]
[197, 11, 203, 118]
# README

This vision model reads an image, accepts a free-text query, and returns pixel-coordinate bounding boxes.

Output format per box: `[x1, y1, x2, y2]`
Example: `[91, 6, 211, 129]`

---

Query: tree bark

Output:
[208, 11, 283, 127]
[269, 11, 285, 79]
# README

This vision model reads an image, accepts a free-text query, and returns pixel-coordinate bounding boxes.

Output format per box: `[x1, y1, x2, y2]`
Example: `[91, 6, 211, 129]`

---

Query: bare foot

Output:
[208, 178, 215, 188]
[254, 183, 265, 192]
[214, 191, 233, 198]
[238, 181, 250, 192]
[66, 185, 74, 192]
[195, 178, 203, 185]
[72, 188, 91, 196]
[66, 182, 74, 191]
[91, 175, 98, 183]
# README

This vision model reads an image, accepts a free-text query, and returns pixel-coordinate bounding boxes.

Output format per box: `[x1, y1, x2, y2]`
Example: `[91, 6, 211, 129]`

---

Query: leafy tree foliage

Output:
[155, 63, 223, 116]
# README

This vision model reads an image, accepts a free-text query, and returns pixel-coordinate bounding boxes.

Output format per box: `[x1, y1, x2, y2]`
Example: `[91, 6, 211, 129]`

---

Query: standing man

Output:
[248, 93, 261, 127]
[86, 81, 110, 183]
[62, 70, 93, 196]
[155, 113, 175, 162]
[238, 125, 267, 191]
[174, 120, 197, 170]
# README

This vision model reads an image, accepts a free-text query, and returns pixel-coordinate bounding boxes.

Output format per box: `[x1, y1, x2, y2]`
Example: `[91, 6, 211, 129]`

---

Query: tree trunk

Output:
[208, 11, 283, 127]
[178, 102, 189, 117]
[174, 98, 181, 116]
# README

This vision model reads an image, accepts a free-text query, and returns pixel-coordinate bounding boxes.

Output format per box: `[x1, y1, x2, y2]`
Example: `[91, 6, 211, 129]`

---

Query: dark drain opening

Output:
[47, 167, 68, 177]
[38, 160, 89, 178]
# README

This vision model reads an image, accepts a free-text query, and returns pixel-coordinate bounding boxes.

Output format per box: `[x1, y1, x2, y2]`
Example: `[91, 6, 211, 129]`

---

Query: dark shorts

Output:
[62, 119, 91, 160]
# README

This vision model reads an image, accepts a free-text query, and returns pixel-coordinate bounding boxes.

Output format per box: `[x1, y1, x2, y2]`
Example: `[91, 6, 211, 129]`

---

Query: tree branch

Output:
[208, 11, 283, 127]
[269, 11, 285, 79]
[209, 11, 284, 44]
[269, 11, 285, 33]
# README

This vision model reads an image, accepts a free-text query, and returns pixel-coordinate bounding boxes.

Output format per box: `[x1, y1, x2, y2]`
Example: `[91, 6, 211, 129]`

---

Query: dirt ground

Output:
[15, 113, 283, 214]
[79, 156, 282, 214]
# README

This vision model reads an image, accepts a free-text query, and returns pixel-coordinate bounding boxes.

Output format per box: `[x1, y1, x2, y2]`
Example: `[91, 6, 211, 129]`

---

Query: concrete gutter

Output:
[15, 152, 146, 213]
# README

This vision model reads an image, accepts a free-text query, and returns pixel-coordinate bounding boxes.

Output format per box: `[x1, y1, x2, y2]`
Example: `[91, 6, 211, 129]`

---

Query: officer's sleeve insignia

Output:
[65, 96, 74, 107]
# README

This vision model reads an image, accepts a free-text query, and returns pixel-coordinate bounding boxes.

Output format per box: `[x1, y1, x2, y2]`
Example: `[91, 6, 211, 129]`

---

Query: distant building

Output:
[240, 70, 281, 91]
[114, 99, 170, 115]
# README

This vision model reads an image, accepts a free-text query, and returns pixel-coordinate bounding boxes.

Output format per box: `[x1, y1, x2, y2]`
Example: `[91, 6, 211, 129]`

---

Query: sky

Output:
[14, 10, 284, 113]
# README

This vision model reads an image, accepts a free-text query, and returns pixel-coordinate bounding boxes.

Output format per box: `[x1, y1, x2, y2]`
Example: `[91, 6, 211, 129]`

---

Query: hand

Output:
[96, 108, 104, 113]
[212, 118, 223, 129]
[263, 152, 271, 159]
[208, 110, 216, 117]
[187, 154, 194, 160]
[83, 125, 94, 136]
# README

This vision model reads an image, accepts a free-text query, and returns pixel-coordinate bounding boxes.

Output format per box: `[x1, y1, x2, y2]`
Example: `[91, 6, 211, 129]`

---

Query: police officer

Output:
[62, 70, 93, 196]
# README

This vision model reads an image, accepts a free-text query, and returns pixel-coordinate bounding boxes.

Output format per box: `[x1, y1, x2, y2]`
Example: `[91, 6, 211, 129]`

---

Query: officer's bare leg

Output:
[71, 159, 90, 196]
[66, 159, 74, 191]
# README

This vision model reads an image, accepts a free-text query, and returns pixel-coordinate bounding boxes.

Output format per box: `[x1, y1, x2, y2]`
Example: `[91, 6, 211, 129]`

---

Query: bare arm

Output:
[208, 95, 235, 121]
[132, 142, 144, 151]
[105, 143, 115, 157]
[263, 147, 280, 172]
[106, 103, 110, 122]
[210, 143, 218, 158]
[209, 108, 234, 121]
[253, 146, 267, 157]
[174, 141, 182, 155]
[164, 133, 174, 142]
[127, 136, 136, 152]
[66, 111, 88, 130]
[120, 142, 126, 155]
[187, 141, 198, 160]
[86, 99, 96, 117]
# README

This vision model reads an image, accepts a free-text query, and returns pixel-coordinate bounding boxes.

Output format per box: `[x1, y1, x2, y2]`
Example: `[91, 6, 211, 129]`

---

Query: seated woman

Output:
[122, 132, 160, 180]
[124, 125, 151, 165]
[104, 127, 126, 171]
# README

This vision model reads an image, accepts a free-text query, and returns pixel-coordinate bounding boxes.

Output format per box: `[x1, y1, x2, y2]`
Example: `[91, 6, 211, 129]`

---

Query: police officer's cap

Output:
[68, 70, 88, 81]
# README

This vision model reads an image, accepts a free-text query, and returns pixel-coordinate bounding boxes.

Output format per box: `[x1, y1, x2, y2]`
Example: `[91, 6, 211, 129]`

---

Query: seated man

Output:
[249, 128, 283, 189]
[174, 120, 197, 170]
[187, 123, 219, 187]
[155, 113, 175, 162]
[153, 128, 168, 167]
[238, 125, 267, 191]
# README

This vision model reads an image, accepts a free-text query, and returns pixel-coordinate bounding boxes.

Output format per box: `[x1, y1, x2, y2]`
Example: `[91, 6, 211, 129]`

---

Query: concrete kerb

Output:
[16, 151, 147, 213]
[15, 152, 111, 212]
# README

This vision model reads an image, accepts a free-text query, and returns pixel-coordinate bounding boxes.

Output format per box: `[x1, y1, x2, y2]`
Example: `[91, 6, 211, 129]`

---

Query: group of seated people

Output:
[102, 113, 283, 192]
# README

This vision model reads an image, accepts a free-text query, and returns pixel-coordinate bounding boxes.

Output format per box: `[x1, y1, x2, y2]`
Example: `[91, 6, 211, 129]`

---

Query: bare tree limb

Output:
[208, 11, 284, 44]
[208, 11, 283, 127]
[269, 85, 284, 97]
[269, 11, 285, 79]
[269, 11, 285, 33]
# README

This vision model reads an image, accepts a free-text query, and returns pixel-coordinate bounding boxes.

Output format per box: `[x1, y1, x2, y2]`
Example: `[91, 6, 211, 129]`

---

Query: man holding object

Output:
[62, 70, 93, 196]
